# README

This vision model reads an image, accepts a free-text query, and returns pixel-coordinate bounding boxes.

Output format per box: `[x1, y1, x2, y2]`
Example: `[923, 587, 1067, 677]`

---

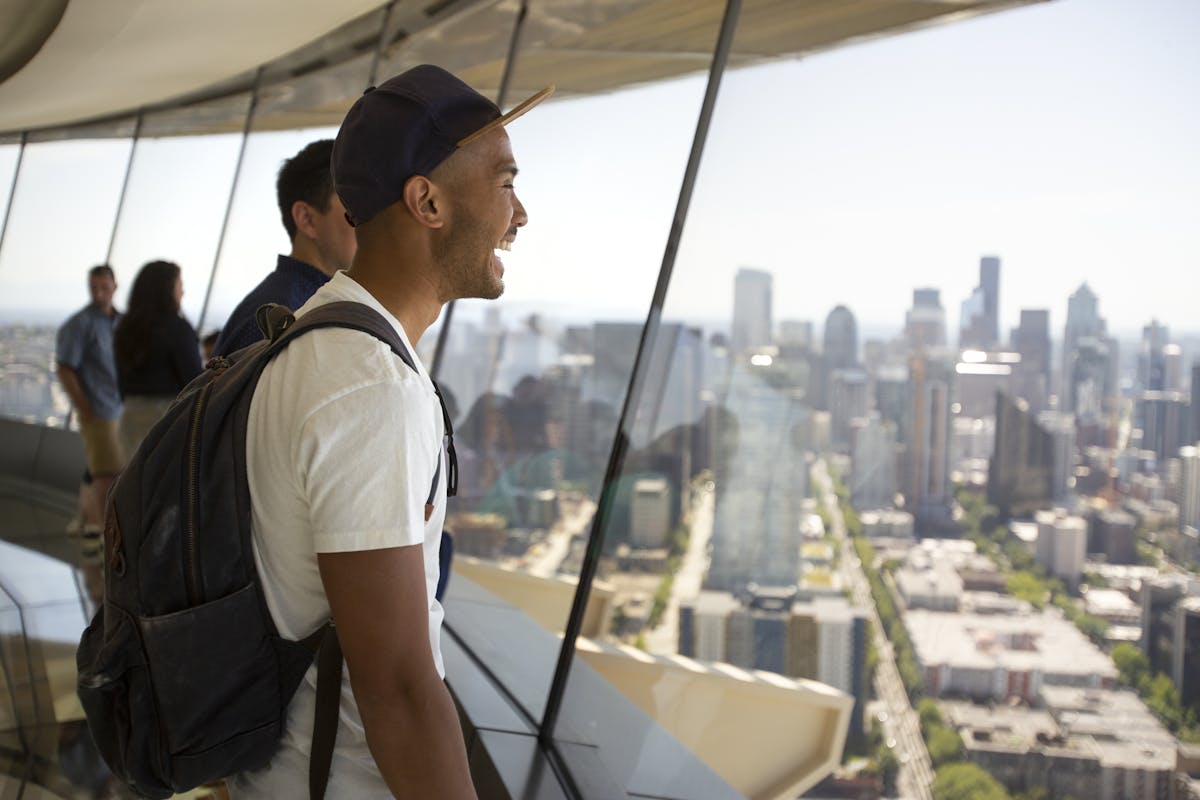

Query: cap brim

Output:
[457, 85, 555, 148]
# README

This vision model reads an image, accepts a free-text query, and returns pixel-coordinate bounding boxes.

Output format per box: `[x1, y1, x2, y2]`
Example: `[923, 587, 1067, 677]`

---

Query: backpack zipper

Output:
[184, 383, 211, 605]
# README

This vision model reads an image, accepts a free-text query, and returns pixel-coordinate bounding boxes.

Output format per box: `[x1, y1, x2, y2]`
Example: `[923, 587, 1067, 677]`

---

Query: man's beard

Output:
[435, 200, 504, 301]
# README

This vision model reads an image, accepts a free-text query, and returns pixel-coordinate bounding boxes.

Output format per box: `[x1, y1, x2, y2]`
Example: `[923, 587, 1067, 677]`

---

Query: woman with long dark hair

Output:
[113, 260, 202, 462]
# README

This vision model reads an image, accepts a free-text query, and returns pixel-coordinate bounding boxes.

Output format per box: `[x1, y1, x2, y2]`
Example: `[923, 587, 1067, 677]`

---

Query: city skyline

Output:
[0, 0, 1196, 341]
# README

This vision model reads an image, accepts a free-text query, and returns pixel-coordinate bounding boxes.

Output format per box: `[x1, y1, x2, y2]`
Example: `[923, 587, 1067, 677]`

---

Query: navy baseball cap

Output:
[332, 64, 553, 227]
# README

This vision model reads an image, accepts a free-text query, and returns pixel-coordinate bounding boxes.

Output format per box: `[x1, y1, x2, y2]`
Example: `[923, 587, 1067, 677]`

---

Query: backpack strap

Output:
[308, 625, 342, 800]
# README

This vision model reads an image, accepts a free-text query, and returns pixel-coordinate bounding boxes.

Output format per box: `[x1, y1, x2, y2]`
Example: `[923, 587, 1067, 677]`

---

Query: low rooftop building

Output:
[906, 608, 1117, 701]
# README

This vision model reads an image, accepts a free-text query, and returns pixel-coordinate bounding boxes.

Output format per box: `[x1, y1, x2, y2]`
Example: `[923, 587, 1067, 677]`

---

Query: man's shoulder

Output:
[58, 305, 95, 337]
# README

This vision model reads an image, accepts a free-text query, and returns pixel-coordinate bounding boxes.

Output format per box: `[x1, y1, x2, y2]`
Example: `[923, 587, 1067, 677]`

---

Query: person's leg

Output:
[79, 418, 121, 557]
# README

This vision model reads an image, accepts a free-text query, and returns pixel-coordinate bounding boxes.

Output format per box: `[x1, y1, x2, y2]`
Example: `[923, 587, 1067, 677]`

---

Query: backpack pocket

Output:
[77, 603, 172, 799]
[137, 581, 282, 788]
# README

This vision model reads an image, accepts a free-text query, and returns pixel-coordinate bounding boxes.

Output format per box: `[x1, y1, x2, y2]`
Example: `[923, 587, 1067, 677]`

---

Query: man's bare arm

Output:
[318, 544, 477, 799]
[56, 365, 93, 420]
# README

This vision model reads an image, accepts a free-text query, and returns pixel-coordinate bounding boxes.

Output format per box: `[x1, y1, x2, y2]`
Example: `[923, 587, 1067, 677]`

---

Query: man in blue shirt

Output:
[212, 139, 357, 356]
[56, 264, 123, 538]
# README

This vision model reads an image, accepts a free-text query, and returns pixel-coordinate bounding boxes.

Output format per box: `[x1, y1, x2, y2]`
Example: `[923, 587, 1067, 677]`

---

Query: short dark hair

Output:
[277, 139, 335, 240]
[89, 264, 115, 281]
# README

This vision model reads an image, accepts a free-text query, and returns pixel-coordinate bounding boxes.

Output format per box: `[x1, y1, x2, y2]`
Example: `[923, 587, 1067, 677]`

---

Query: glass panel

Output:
[108, 95, 253, 331]
[426, 0, 721, 730]
[0, 582, 22, 777]
[0, 134, 134, 426]
[199, 54, 377, 337]
[559, 0, 1200, 797]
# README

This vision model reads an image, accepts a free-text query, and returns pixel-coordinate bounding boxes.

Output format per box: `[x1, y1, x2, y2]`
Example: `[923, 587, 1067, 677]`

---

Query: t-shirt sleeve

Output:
[55, 315, 84, 369]
[297, 378, 439, 554]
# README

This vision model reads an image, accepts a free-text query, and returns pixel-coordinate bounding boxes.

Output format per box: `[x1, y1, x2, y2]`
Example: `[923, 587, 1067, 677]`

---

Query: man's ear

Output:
[291, 200, 319, 239]
[402, 176, 446, 230]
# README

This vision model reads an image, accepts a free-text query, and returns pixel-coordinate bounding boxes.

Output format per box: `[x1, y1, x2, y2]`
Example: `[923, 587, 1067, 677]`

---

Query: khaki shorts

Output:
[80, 417, 122, 476]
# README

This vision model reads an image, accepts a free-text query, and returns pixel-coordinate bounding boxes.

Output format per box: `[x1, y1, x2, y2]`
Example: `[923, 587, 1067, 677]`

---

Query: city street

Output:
[522, 492, 596, 577]
[813, 460, 934, 800]
[645, 482, 715, 655]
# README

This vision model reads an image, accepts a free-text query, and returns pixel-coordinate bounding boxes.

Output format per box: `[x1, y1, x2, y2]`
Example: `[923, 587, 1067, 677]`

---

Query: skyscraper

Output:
[1062, 283, 1116, 423]
[823, 305, 858, 412]
[851, 413, 898, 510]
[905, 288, 946, 352]
[706, 360, 810, 592]
[1036, 410, 1077, 502]
[1138, 319, 1170, 394]
[1191, 362, 1200, 445]
[732, 268, 773, 354]
[1173, 598, 1200, 712]
[823, 305, 858, 371]
[959, 255, 1000, 348]
[907, 351, 956, 532]
[830, 368, 868, 450]
[1181, 446, 1200, 532]
[988, 393, 1053, 517]
[1011, 309, 1051, 413]
[630, 477, 671, 548]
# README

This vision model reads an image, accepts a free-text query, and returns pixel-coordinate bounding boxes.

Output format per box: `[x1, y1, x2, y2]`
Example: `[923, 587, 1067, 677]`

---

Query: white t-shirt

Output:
[229, 272, 446, 799]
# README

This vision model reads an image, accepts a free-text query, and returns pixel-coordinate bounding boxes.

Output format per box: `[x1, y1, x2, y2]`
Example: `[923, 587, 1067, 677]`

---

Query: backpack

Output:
[76, 300, 457, 799]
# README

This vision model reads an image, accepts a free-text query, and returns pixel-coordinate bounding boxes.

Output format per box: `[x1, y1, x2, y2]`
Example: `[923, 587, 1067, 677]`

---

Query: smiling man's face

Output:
[433, 128, 527, 302]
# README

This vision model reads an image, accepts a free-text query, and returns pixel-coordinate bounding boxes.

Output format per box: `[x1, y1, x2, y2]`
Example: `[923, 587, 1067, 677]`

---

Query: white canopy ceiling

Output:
[0, 0, 1045, 139]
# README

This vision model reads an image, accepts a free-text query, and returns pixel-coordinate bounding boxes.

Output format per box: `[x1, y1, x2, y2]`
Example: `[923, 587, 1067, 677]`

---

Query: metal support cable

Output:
[0, 131, 28, 264]
[429, 0, 528, 382]
[105, 111, 144, 265]
[367, 1, 399, 88]
[538, 0, 743, 746]
[197, 68, 263, 334]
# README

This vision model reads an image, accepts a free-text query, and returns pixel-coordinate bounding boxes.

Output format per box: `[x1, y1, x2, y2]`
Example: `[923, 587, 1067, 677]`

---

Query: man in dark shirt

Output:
[212, 139, 356, 356]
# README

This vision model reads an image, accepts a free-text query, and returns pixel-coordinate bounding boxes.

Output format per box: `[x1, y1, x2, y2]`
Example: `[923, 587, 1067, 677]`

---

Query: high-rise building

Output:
[988, 393, 1053, 517]
[1137, 319, 1170, 395]
[630, 477, 671, 548]
[1091, 509, 1137, 565]
[829, 368, 868, 450]
[1062, 284, 1116, 423]
[954, 350, 1018, 419]
[823, 305, 858, 412]
[1190, 362, 1200, 445]
[1035, 509, 1087, 589]
[907, 351, 956, 532]
[1141, 575, 1193, 675]
[905, 288, 946, 352]
[1163, 343, 1183, 393]
[959, 255, 1000, 348]
[1010, 309, 1051, 413]
[1138, 390, 1189, 466]
[778, 320, 813, 349]
[823, 305, 858, 371]
[1180, 446, 1200, 532]
[1173, 598, 1200, 712]
[732, 268, 773, 354]
[851, 413, 897, 510]
[1036, 410, 1077, 502]
[706, 359, 810, 592]
[875, 365, 910, 446]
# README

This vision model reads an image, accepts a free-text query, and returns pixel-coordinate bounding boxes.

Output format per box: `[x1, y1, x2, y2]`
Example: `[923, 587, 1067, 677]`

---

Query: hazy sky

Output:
[0, 0, 1196, 343]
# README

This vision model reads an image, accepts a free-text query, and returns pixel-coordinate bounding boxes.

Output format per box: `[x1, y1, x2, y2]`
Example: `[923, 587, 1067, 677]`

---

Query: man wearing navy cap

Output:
[230, 66, 551, 799]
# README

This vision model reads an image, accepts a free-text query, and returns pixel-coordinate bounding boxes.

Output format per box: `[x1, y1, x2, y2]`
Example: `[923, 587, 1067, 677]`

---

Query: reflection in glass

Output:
[430, 8, 719, 728]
